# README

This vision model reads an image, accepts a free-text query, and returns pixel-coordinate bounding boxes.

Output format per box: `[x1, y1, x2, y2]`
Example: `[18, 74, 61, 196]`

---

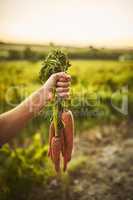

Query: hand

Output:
[44, 72, 71, 101]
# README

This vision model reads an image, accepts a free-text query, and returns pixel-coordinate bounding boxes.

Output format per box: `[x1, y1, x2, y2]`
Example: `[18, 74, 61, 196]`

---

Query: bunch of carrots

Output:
[39, 50, 74, 173]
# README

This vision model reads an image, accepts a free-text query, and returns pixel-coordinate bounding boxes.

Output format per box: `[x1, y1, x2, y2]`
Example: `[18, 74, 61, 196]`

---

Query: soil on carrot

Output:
[31, 120, 133, 200]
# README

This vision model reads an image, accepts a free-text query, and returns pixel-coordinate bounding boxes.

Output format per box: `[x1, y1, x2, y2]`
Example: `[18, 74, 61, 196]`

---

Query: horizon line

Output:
[0, 39, 133, 50]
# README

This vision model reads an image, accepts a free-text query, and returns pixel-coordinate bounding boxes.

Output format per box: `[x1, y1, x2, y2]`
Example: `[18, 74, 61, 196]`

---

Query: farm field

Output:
[0, 59, 132, 141]
[0, 59, 131, 130]
[0, 59, 132, 200]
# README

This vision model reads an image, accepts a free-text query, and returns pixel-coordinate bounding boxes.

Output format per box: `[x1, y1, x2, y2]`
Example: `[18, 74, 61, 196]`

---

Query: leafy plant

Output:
[0, 134, 55, 200]
[39, 49, 71, 83]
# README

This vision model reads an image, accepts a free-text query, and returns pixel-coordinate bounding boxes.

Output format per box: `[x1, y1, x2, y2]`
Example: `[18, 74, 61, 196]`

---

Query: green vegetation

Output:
[39, 49, 71, 82]
[0, 59, 131, 138]
[0, 135, 55, 200]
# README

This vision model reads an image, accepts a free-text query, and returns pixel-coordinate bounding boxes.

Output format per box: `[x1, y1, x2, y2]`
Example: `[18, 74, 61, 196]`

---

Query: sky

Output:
[0, 0, 133, 47]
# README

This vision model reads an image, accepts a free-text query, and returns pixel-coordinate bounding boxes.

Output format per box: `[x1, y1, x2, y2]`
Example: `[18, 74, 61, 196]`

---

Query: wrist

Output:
[24, 86, 49, 116]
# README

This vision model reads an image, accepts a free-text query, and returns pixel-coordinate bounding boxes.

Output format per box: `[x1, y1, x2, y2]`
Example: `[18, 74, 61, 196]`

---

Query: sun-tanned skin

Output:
[0, 72, 71, 146]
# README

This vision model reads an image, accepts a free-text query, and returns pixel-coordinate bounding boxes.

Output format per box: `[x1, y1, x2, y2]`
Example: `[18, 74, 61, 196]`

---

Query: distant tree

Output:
[119, 53, 133, 61]
[89, 45, 94, 50]
[49, 42, 55, 48]
[23, 46, 38, 61]
[8, 50, 22, 60]
[23, 47, 33, 59]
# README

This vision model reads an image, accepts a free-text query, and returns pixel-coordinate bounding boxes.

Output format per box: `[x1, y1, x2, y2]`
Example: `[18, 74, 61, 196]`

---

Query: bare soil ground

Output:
[30, 120, 133, 200]
[66, 120, 133, 200]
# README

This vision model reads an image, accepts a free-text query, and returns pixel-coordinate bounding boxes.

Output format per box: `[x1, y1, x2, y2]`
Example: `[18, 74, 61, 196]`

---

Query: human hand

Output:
[44, 72, 71, 101]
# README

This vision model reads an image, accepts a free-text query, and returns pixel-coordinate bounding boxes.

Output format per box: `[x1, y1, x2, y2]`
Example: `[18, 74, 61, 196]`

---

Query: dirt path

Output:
[66, 121, 133, 200]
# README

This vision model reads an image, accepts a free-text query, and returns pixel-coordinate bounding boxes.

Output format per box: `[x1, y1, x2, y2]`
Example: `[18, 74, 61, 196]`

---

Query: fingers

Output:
[56, 87, 69, 93]
[56, 88, 69, 98]
[58, 92, 70, 98]
[55, 72, 71, 99]
[56, 82, 70, 87]
[54, 72, 71, 82]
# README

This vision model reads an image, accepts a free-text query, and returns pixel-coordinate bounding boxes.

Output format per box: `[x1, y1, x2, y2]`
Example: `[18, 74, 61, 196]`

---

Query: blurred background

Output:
[0, 0, 133, 200]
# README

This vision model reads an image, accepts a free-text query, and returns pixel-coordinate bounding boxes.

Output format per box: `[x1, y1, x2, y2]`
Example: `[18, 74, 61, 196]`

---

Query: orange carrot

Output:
[48, 121, 66, 173]
[51, 136, 62, 172]
[62, 110, 74, 171]
[60, 128, 65, 157]
[48, 111, 74, 172]
[48, 121, 55, 158]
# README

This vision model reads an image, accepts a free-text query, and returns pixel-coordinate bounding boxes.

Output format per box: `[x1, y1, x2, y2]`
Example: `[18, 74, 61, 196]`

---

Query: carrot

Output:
[62, 110, 74, 171]
[47, 121, 55, 158]
[60, 126, 66, 157]
[48, 121, 62, 173]
[51, 136, 62, 172]
[48, 120, 67, 172]
[47, 110, 74, 172]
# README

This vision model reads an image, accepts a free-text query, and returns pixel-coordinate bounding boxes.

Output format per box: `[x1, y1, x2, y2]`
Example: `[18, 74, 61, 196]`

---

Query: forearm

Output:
[0, 72, 70, 145]
[0, 85, 48, 145]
